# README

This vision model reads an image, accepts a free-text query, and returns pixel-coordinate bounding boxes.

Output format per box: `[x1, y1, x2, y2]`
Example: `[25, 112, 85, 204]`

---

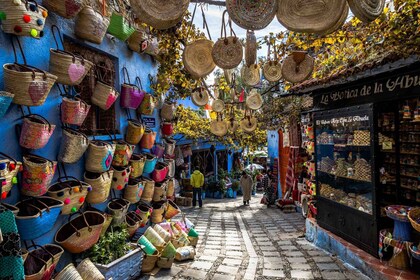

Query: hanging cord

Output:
[201, 5, 212, 41]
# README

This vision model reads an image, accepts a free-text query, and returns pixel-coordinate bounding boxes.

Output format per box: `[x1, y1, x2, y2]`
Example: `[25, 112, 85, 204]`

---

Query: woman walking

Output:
[262, 170, 275, 207]
[240, 171, 253, 206]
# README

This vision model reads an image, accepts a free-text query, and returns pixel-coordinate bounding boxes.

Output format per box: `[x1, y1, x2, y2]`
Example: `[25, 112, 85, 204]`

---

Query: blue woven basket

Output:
[15, 196, 63, 240]
[0, 91, 14, 118]
[143, 153, 157, 174]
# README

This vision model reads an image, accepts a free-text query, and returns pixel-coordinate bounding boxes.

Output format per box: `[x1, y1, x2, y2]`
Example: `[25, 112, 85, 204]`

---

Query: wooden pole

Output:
[190, 0, 226, 7]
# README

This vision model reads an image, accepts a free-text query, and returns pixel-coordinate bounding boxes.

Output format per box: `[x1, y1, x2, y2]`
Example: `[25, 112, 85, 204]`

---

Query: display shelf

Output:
[399, 163, 420, 168]
[400, 185, 419, 191]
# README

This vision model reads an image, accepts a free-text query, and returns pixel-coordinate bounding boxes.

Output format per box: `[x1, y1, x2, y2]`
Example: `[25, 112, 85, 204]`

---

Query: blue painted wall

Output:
[0, 7, 158, 270]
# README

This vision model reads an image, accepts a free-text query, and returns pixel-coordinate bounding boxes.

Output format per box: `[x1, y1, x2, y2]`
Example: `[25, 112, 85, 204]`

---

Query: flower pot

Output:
[94, 244, 143, 280]
[233, 191, 237, 199]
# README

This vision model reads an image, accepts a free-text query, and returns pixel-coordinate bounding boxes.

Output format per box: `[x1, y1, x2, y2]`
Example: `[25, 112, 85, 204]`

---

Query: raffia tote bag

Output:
[22, 154, 57, 197]
[129, 154, 146, 178]
[19, 114, 55, 149]
[138, 92, 155, 116]
[160, 102, 176, 121]
[48, 176, 91, 215]
[276, 0, 347, 35]
[226, 0, 277, 30]
[92, 67, 119, 110]
[75, 5, 110, 44]
[85, 141, 116, 173]
[141, 177, 155, 202]
[127, 28, 149, 53]
[241, 64, 260, 87]
[112, 140, 135, 167]
[120, 68, 144, 109]
[55, 211, 105, 253]
[126, 119, 146, 145]
[0, 0, 48, 38]
[61, 97, 91, 126]
[164, 138, 176, 156]
[42, 0, 85, 18]
[111, 166, 131, 190]
[240, 110, 258, 133]
[131, 0, 190, 30]
[140, 128, 157, 150]
[143, 153, 158, 174]
[246, 89, 263, 111]
[4, 38, 57, 106]
[210, 114, 228, 137]
[282, 51, 314, 84]
[54, 263, 83, 280]
[263, 41, 282, 82]
[165, 158, 176, 178]
[49, 25, 94, 85]
[84, 170, 114, 204]
[0, 152, 22, 197]
[124, 178, 144, 203]
[107, 198, 130, 226]
[348, 0, 385, 23]
[58, 128, 90, 164]
[107, 0, 136, 41]
[24, 244, 64, 280]
[212, 10, 243, 70]
[245, 30, 257, 67]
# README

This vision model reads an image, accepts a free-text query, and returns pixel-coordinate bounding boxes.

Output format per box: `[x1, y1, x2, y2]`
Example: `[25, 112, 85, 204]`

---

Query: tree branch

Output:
[190, 0, 226, 7]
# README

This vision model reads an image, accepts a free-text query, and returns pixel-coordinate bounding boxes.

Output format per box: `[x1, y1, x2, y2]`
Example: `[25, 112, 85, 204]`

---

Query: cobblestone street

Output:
[141, 194, 370, 280]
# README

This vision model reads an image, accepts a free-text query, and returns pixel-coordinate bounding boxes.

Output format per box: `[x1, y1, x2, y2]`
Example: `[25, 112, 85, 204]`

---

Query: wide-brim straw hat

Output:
[263, 60, 282, 82]
[191, 88, 209, 107]
[245, 30, 257, 66]
[131, 0, 190, 30]
[210, 120, 228, 137]
[183, 39, 216, 79]
[226, 0, 278, 30]
[348, 0, 385, 23]
[281, 51, 314, 84]
[246, 89, 263, 111]
[212, 99, 225, 113]
[276, 0, 347, 34]
[241, 64, 261, 87]
[240, 117, 258, 133]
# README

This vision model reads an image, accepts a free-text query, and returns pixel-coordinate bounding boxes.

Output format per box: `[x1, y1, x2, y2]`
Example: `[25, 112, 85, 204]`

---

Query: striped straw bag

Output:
[84, 170, 114, 204]
[58, 128, 90, 164]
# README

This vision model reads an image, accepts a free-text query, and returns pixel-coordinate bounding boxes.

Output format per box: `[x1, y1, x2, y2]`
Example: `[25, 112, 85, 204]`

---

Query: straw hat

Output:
[191, 88, 209, 107]
[281, 51, 314, 84]
[276, 0, 347, 34]
[348, 0, 385, 23]
[263, 60, 282, 82]
[212, 99, 225, 113]
[240, 116, 258, 133]
[131, 0, 190, 30]
[183, 39, 216, 79]
[246, 89, 263, 111]
[210, 119, 228, 137]
[245, 30, 257, 66]
[241, 64, 261, 87]
[226, 0, 278, 30]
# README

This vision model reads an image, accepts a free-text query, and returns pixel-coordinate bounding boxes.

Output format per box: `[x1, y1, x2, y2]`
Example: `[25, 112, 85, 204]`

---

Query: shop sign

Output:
[314, 70, 420, 109]
[142, 117, 156, 128]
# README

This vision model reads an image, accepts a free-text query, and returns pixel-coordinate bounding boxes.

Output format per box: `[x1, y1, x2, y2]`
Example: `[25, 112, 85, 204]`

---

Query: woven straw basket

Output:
[124, 178, 144, 203]
[210, 117, 228, 137]
[161, 102, 176, 121]
[246, 89, 263, 111]
[108, 198, 131, 226]
[226, 0, 277, 30]
[241, 64, 260, 86]
[111, 166, 131, 191]
[131, 0, 190, 30]
[408, 208, 420, 232]
[22, 154, 57, 197]
[55, 263, 83, 280]
[157, 257, 174, 269]
[164, 138, 176, 156]
[19, 114, 55, 149]
[58, 128, 89, 164]
[126, 211, 143, 237]
[153, 181, 168, 201]
[263, 60, 282, 83]
[55, 211, 105, 254]
[4, 63, 57, 106]
[75, 6, 110, 44]
[0, 0, 48, 38]
[84, 170, 114, 204]
[61, 97, 91, 126]
[183, 39, 216, 79]
[348, 0, 385, 23]
[49, 49, 93, 85]
[144, 227, 166, 247]
[129, 153, 146, 178]
[112, 141, 135, 167]
[140, 128, 157, 150]
[0, 153, 22, 196]
[141, 177, 155, 202]
[127, 29, 148, 53]
[92, 81, 119, 110]
[245, 30, 257, 66]
[191, 87, 209, 107]
[25, 244, 64, 280]
[76, 258, 105, 280]
[142, 251, 159, 273]
[282, 52, 314, 84]
[0, 91, 14, 118]
[48, 177, 90, 215]
[107, 11, 136, 42]
[151, 201, 166, 224]
[85, 141, 116, 173]
[42, 0, 85, 19]
[126, 119, 146, 145]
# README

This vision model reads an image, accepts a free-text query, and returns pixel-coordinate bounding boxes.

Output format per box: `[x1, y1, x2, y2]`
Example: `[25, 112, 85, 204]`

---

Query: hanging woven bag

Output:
[112, 140, 135, 167]
[165, 200, 180, 220]
[141, 177, 155, 202]
[125, 211, 142, 237]
[47, 176, 91, 215]
[24, 244, 64, 280]
[241, 64, 261, 86]
[124, 177, 144, 204]
[240, 110, 258, 134]
[107, 0, 135, 41]
[152, 143, 165, 159]
[282, 51, 314, 84]
[126, 118, 146, 145]
[60, 97, 91, 126]
[263, 41, 282, 82]
[22, 154, 57, 197]
[161, 122, 174, 137]
[4, 38, 57, 106]
[55, 211, 105, 253]
[138, 92, 155, 116]
[151, 200, 166, 224]
[226, 0, 277, 30]
[84, 170, 114, 204]
[212, 11, 243, 70]
[140, 128, 157, 150]
[91, 79, 119, 111]
[152, 162, 169, 183]
[129, 153, 146, 178]
[58, 128, 90, 164]
[166, 178, 175, 199]
[152, 181, 167, 202]
[0, 91, 14, 118]
[127, 28, 149, 54]
[120, 68, 144, 109]
[111, 166, 131, 190]
[191, 87, 209, 107]
[85, 141, 116, 173]
[181, 145, 193, 158]
[131, 0, 190, 30]
[42, 0, 84, 19]
[348, 0, 385, 23]
[163, 138, 176, 156]
[75, 5, 110, 44]
[165, 159, 175, 178]
[210, 114, 228, 137]
[107, 198, 130, 226]
[245, 30, 257, 67]
[160, 102, 176, 121]
[0, 0, 48, 38]
[15, 196, 63, 240]
[143, 153, 158, 174]
[246, 89, 263, 111]
[0, 152, 22, 198]
[19, 114, 55, 150]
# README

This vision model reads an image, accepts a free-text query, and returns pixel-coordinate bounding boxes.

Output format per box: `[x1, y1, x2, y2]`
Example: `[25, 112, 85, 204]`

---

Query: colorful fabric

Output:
[0, 206, 24, 280]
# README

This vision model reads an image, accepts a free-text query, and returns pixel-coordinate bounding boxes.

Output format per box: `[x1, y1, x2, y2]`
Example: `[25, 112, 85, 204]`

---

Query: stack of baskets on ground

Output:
[138, 212, 199, 273]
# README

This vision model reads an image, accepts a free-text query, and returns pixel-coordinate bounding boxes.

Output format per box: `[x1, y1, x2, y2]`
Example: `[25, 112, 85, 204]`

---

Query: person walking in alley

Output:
[191, 166, 204, 207]
[240, 171, 253, 206]
[262, 170, 275, 207]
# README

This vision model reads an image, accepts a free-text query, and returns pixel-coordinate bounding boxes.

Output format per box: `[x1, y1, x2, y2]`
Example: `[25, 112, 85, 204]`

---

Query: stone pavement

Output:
[140, 194, 371, 280]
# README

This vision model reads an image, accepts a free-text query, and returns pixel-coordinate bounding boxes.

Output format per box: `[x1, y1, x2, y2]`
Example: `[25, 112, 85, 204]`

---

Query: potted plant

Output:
[206, 176, 218, 198]
[88, 227, 143, 280]
[231, 180, 240, 199]
[216, 180, 226, 199]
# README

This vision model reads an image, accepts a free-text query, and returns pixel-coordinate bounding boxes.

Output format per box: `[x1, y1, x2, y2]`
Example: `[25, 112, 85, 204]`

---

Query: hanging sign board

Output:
[142, 117, 156, 128]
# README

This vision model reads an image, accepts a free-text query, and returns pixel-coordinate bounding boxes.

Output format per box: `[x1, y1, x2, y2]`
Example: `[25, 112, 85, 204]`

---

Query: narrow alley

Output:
[141, 195, 370, 280]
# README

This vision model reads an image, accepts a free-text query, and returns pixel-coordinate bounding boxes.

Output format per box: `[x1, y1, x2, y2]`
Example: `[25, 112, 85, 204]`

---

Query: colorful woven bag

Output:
[112, 140, 135, 167]
[143, 153, 157, 174]
[160, 102, 176, 121]
[0, 152, 22, 199]
[15, 196, 63, 240]
[0, 91, 14, 118]
[24, 244, 64, 280]
[107, 0, 135, 41]
[152, 143, 165, 159]
[107, 198, 130, 226]
[140, 128, 156, 150]
[141, 177, 155, 202]
[60, 97, 91, 126]
[163, 138, 176, 156]
[161, 122, 174, 137]
[120, 67, 144, 109]
[22, 154, 57, 197]
[85, 141, 116, 173]
[152, 162, 169, 183]
[129, 153, 146, 178]
[138, 93, 155, 116]
[126, 119, 146, 145]
[19, 114, 56, 149]
[42, 0, 84, 18]
[75, 5, 110, 44]
[84, 170, 114, 204]
[58, 128, 90, 164]
[111, 166, 131, 190]
[124, 178, 144, 204]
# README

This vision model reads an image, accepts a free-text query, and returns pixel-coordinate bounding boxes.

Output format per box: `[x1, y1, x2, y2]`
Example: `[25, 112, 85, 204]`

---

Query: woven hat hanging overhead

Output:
[131, 0, 190, 30]
[226, 0, 278, 30]
[347, 0, 385, 23]
[276, 0, 348, 34]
